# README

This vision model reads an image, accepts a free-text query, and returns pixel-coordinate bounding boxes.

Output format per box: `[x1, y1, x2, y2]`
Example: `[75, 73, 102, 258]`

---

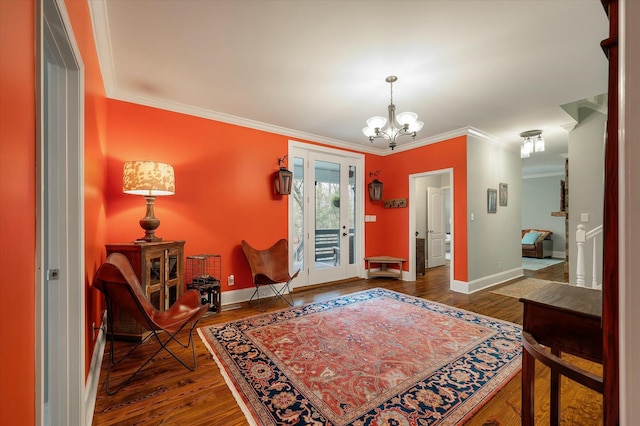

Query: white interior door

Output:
[427, 186, 446, 268]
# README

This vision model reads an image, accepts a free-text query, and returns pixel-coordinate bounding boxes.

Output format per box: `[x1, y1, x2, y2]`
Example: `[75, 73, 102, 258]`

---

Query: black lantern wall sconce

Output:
[274, 155, 293, 195]
[368, 170, 383, 201]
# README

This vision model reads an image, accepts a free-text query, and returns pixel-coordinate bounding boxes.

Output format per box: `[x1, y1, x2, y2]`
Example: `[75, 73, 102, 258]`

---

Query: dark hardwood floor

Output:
[92, 261, 603, 425]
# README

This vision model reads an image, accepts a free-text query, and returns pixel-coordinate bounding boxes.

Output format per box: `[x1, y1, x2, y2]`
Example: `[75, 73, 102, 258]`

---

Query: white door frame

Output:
[36, 0, 85, 424]
[408, 169, 454, 283]
[288, 141, 365, 287]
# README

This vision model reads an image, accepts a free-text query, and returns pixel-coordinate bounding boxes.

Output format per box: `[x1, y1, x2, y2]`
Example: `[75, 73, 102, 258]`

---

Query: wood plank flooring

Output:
[92, 261, 603, 425]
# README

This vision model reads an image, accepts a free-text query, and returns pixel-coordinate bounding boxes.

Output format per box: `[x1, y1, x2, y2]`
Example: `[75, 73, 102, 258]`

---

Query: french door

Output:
[290, 143, 363, 286]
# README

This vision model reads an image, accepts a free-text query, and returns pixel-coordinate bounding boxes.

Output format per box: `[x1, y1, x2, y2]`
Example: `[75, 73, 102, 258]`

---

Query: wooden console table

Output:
[364, 256, 405, 279]
[520, 283, 603, 425]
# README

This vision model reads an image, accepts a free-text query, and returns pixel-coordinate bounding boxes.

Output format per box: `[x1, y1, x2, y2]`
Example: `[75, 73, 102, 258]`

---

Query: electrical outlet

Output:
[228, 275, 234, 286]
[498, 261, 503, 270]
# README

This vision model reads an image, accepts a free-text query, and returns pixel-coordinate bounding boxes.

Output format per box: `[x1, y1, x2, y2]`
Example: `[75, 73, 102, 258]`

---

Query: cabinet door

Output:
[164, 247, 182, 309]
[145, 249, 165, 311]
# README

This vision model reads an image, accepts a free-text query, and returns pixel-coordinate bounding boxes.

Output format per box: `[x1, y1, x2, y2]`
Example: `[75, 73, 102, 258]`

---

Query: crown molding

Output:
[88, 0, 116, 97]
[89, 1, 499, 157]
[522, 170, 565, 179]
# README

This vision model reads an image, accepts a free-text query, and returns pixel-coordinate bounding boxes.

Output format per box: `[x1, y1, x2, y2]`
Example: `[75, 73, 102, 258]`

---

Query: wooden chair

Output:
[93, 253, 209, 394]
[241, 239, 299, 311]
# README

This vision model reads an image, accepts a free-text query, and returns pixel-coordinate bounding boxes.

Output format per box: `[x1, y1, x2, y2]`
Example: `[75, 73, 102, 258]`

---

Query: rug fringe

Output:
[197, 327, 259, 426]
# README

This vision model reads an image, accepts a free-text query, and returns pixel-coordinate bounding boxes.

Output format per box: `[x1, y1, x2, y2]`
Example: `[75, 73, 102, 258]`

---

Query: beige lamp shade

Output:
[123, 161, 175, 196]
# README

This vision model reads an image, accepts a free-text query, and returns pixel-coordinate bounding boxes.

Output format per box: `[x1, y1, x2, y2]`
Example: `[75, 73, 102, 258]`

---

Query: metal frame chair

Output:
[241, 239, 300, 311]
[94, 253, 209, 395]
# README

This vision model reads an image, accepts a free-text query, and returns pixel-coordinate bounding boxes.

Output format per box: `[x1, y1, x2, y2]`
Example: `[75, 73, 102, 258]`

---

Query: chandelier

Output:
[363, 76, 424, 150]
[520, 129, 545, 158]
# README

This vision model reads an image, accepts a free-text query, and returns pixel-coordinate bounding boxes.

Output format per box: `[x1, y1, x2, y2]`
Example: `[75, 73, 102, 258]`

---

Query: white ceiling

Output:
[89, 0, 609, 176]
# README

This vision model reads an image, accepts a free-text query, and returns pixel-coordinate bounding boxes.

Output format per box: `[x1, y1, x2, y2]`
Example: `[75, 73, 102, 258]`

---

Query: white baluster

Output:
[592, 237, 601, 289]
[576, 224, 586, 287]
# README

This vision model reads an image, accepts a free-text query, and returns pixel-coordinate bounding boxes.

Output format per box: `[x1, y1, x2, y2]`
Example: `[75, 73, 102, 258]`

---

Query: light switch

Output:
[581, 213, 590, 223]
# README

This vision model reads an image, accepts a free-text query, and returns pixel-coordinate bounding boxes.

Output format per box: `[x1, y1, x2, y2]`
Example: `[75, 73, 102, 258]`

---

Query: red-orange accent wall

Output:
[364, 137, 468, 281]
[106, 101, 468, 288]
[0, 1, 36, 423]
[0, 1, 467, 420]
[0, 0, 108, 422]
[106, 100, 306, 290]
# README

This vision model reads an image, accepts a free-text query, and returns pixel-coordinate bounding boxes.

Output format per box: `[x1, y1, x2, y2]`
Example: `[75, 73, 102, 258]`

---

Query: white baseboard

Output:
[221, 284, 293, 307]
[85, 311, 107, 426]
[451, 267, 524, 294]
[552, 250, 566, 259]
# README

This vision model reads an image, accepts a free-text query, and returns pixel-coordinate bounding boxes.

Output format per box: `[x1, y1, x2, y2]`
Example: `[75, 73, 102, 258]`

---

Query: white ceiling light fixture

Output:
[363, 76, 424, 150]
[520, 129, 545, 158]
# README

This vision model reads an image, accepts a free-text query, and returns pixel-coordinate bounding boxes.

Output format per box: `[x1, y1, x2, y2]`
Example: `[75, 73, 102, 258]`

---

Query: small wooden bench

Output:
[364, 256, 406, 279]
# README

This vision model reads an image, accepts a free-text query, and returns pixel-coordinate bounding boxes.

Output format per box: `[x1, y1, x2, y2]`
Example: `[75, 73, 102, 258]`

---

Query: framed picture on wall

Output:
[487, 188, 497, 213]
[499, 183, 508, 206]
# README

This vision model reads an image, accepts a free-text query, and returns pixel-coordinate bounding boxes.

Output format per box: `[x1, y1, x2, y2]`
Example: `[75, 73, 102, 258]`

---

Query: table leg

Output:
[550, 347, 561, 426]
[522, 348, 535, 426]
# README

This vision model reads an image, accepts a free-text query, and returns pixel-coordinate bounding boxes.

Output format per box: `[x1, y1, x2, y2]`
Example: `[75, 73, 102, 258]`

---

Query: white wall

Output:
[466, 135, 522, 284]
[568, 108, 606, 286]
[522, 175, 567, 258]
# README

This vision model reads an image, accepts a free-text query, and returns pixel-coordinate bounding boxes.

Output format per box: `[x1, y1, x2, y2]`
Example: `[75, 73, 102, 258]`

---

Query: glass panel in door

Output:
[314, 159, 341, 270]
[292, 156, 304, 275]
[348, 165, 356, 266]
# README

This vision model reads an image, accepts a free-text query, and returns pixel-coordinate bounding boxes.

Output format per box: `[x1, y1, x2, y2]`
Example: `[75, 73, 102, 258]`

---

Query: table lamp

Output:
[123, 160, 175, 242]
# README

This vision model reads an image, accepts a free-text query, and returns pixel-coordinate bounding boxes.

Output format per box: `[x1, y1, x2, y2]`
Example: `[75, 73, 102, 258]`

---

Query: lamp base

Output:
[138, 195, 163, 243]
[138, 234, 163, 243]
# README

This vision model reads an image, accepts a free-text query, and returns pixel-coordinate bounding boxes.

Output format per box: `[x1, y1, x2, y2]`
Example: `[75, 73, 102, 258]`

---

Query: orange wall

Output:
[106, 100, 302, 291]
[106, 99, 468, 288]
[365, 137, 468, 281]
[0, 1, 468, 420]
[0, 0, 36, 424]
[0, 1, 108, 422]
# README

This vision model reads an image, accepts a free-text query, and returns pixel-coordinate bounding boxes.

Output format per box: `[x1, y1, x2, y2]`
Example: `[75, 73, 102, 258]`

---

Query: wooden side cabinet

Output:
[105, 240, 185, 340]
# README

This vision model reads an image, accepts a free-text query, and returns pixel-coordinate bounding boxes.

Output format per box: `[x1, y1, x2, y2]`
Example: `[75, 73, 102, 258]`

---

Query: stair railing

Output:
[575, 224, 603, 289]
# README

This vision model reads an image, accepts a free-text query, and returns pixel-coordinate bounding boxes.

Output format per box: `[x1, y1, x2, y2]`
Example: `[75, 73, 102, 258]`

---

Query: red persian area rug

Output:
[198, 288, 522, 425]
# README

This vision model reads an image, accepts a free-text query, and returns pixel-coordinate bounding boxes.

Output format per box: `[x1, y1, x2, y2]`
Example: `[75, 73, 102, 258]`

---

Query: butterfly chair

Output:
[241, 239, 300, 311]
[93, 253, 209, 395]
